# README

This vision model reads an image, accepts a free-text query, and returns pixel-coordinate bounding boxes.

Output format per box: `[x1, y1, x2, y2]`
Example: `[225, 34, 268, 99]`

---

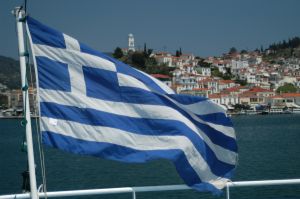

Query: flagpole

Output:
[13, 7, 39, 199]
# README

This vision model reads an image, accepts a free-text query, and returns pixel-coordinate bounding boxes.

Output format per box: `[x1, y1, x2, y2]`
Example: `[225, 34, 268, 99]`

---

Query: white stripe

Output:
[182, 100, 227, 115]
[32, 44, 116, 72]
[117, 73, 151, 91]
[133, 68, 175, 94]
[39, 89, 237, 165]
[62, 34, 87, 95]
[41, 116, 228, 189]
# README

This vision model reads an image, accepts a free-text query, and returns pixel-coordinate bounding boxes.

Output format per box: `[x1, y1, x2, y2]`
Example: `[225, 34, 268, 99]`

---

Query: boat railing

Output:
[1, 178, 300, 199]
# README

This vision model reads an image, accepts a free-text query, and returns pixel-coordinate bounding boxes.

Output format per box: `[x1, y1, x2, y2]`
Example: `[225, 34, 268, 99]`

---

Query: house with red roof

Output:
[218, 79, 236, 91]
[238, 87, 275, 105]
[266, 93, 300, 107]
[151, 74, 172, 87]
[208, 93, 239, 107]
[154, 53, 173, 67]
[198, 77, 220, 94]
[180, 88, 212, 98]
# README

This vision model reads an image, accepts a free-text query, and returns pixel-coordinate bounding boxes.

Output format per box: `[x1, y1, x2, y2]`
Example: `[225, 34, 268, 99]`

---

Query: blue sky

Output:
[1, 0, 300, 59]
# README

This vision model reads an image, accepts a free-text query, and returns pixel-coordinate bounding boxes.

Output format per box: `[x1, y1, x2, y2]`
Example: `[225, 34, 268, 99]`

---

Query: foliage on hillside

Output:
[264, 37, 300, 60]
[0, 56, 21, 89]
[276, 83, 298, 93]
[113, 47, 174, 75]
[268, 37, 300, 51]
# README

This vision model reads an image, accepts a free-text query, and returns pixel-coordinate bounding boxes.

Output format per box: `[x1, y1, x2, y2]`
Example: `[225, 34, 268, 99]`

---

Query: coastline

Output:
[0, 116, 39, 119]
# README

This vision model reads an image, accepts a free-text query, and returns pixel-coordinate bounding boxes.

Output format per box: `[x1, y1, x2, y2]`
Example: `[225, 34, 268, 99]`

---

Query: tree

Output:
[197, 59, 211, 68]
[241, 49, 248, 54]
[143, 43, 147, 57]
[113, 47, 123, 59]
[131, 52, 146, 69]
[147, 49, 153, 57]
[175, 50, 180, 57]
[260, 45, 264, 53]
[211, 67, 222, 77]
[276, 83, 297, 93]
[235, 78, 247, 86]
[145, 57, 157, 66]
[229, 47, 237, 54]
[145, 64, 173, 75]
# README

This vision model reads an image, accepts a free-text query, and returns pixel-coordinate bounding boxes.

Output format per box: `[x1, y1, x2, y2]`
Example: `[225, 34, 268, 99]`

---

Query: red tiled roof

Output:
[208, 93, 221, 99]
[248, 87, 273, 93]
[224, 87, 240, 92]
[281, 93, 300, 98]
[151, 74, 170, 79]
[198, 78, 217, 83]
[238, 93, 257, 98]
[192, 88, 209, 91]
[219, 80, 235, 84]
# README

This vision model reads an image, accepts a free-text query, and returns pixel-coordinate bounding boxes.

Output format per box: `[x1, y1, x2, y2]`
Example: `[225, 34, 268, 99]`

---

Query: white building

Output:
[128, 33, 135, 52]
[230, 59, 249, 76]
[198, 67, 211, 77]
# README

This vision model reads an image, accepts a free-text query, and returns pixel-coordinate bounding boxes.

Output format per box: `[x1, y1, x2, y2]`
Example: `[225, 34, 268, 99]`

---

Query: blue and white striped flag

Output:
[26, 16, 237, 194]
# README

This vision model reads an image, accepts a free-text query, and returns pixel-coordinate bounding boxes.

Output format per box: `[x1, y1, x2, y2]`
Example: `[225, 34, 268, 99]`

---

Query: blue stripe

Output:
[167, 94, 208, 104]
[42, 131, 222, 194]
[37, 57, 71, 91]
[40, 102, 236, 176]
[27, 17, 66, 49]
[196, 112, 233, 126]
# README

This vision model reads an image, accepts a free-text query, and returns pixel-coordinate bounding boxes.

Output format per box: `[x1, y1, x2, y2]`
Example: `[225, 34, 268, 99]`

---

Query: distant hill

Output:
[265, 36, 300, 59]
[0, 56, 21, 89]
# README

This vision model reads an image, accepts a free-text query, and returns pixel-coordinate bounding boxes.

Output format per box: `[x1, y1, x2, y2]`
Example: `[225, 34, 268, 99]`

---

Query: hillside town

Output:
[150, 50, 300, 114]
[1, 34, 300, 116]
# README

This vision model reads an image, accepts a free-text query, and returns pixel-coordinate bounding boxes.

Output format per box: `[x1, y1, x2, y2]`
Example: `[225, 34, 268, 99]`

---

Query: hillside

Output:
[263, 36, 300, 60]
[0, 56, 20, 89]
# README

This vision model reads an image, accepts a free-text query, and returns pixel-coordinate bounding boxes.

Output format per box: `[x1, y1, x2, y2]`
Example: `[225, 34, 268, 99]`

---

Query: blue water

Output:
[0, 114, 300, 199]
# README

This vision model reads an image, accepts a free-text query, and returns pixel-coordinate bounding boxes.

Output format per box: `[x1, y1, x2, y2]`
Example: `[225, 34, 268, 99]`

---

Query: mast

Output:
[13, 7, 39, 199]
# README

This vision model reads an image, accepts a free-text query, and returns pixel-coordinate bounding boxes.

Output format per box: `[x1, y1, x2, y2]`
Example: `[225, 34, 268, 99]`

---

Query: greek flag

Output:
[26, 16, 237, 194]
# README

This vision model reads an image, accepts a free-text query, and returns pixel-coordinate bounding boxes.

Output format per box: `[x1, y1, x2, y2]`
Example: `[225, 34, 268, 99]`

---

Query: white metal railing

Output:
[1, 179, 300, 199]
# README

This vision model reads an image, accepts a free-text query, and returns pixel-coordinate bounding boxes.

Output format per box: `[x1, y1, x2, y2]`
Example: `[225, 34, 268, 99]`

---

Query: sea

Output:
[0, 114, 300, 199]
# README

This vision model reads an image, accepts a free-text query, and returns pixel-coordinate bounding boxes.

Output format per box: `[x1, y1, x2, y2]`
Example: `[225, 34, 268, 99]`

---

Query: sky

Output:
[1, 0, 300, 59]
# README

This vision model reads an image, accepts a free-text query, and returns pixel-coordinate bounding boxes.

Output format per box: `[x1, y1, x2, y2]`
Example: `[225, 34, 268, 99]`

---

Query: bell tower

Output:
[128, 33, 135, 52]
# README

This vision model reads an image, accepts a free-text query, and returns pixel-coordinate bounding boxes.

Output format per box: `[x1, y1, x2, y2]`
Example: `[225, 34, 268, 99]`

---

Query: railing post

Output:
[132, 190, 136, 199]
[226, 184, 230, 199]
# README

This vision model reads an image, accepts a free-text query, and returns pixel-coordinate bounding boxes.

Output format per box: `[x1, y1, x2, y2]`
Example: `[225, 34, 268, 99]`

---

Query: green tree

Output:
[145, 65, 173, 75]
[197, 59, 211, 68]
[113, 47, 123, 59]
[145, 57, 157, 66]
[131, 52, 146, 69]
[276, 83, 297, 93]
[260, 45, 264, 53]
[211, 67, 223, 78]
[235, 78, 247, 86]
[241, 49, 248, 54]
[229, 47, 237, 54]
[143, 43, 147, 57]
[147, 49, 153, 57]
